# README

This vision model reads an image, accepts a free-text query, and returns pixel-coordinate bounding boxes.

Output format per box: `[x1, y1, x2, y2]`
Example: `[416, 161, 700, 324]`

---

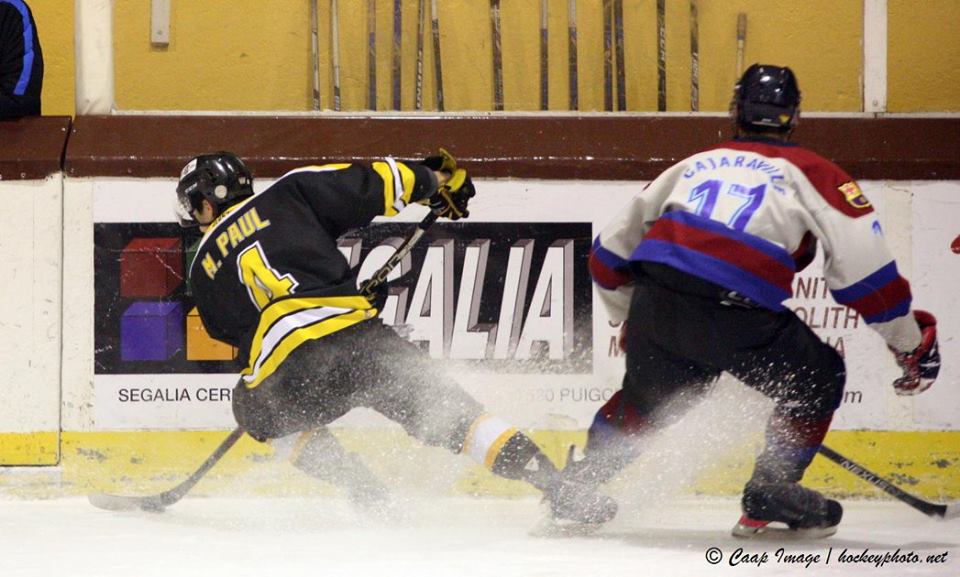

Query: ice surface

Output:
[0, 495, 956, 577]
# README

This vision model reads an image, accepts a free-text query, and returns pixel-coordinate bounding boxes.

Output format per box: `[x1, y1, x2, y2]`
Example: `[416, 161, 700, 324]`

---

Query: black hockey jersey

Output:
[188, 159, 437, 388]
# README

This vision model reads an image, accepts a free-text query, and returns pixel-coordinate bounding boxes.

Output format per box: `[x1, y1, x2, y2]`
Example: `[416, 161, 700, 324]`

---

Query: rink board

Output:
[2, 429, 958, 500]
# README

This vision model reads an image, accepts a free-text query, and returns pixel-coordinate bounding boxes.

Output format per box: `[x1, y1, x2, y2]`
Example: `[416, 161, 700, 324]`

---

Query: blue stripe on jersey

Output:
[830, 261, 900, 303]
[661, 211, 796, 270]
[1, 0, 35, 95]
[863, 299, 911, 324]
[591, 236, 630, 271]
[631, 239, 791, 310]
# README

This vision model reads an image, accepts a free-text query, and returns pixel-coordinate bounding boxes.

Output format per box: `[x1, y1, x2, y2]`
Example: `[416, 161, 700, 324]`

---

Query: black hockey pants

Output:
[232, 318, 483, 452]
[610, 262, 846, 483]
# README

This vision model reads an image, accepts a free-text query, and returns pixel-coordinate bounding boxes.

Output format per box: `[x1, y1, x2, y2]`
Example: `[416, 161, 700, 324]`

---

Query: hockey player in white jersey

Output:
[575, 64, 941, 537]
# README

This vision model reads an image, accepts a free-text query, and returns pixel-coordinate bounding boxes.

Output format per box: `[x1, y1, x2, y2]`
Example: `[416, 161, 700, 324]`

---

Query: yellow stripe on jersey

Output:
[241, 295, 376, 389]
[285, 163, 353, 174]
[372, 159, 418, 216]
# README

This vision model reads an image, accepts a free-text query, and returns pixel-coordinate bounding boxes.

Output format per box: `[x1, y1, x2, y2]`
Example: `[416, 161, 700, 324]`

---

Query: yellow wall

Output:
[30, 1, 960, 114]
[112, 0, 866, 113]
[889, 0, 960, 112]
[29, 0, 75, 116]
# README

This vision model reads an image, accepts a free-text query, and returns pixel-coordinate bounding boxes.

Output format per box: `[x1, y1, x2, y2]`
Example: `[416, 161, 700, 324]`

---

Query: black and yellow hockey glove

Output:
[429, 168, 475, 220]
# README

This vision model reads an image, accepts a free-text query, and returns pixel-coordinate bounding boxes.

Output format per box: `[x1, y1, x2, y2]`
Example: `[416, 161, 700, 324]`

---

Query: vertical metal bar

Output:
[657, 0, 666, 111]
[331, 0, 341, 111]
[568, 0, 578, 110]
[690, 0, 699, 111]
[310, 0, 320, 110]
[415, 0, 426, 110]
[603, 0, 613, 112]
[491, 0, 504, 111]
[368, 0, 377, 110]
[540, 0, 549, 110]
[431, 0, 444, 111]
[614, 0, 625, 110]
[392, 0, 402, 110]
[736, 13, 747, 78]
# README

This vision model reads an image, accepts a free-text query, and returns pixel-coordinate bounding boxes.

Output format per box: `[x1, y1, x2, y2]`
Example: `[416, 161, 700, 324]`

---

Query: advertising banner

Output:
[91, 178, 958, 431]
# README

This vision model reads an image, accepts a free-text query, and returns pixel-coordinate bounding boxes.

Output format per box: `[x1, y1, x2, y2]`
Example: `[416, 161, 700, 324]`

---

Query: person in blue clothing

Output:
[0, 0, 43, 119]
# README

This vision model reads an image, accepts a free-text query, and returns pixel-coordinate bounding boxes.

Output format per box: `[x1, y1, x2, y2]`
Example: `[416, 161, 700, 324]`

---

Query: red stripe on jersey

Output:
[589, 249, 632, 290]
[712, 140, 875, 219]
[645, 217, 794, 292]
[844, 274, 912, 319]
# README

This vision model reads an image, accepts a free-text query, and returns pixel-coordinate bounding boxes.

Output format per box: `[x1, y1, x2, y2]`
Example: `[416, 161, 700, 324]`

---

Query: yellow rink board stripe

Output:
[1, 430, 958, 500]
[0, 432, 59, 465]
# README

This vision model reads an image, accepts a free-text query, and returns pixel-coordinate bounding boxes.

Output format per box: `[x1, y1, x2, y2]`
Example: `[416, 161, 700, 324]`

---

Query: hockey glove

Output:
[429, 168, 475, 220]
[890, 310, 940, 395]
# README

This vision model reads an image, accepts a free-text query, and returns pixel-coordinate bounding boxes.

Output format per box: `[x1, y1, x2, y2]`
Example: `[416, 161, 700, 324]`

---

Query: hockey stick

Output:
[656, 0, 666, 111]
[540, 0, 549, 111]
[331, 0, 342, 111]
[431, 0, 444, 111]
[89, 213, 441, 513]
[392, 0, 402, 110]
[603, 0, 613, 112]
[361, 210, 438, 297]
[736, 13, 747, 77]
[89, 427, 245, 512]
[310, 0, 320, 111]
[415, 0, 425, 110]
[368, 0, 377, 110]
[490, 0, 504, 111]
[819, 445, 960, 520]
[690, 0, 699, 111]
[567, 0, 578, 110]
[614, 0, 625, 111]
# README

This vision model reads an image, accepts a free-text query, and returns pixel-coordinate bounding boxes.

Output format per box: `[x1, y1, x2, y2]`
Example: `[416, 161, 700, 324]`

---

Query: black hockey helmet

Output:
[175, 151, 254, 227]
[733, 64, 801, 133]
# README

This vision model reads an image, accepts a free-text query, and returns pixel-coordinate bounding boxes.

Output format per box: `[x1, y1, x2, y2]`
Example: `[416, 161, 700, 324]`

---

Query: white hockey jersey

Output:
[590, 137, 921, 353]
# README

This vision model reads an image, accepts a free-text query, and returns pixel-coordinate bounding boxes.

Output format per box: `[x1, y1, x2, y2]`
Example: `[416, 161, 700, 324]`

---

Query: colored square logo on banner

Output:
[186, 307, 237, 361]
[120, 302, 185, 361]
[120, 237, 184, 298]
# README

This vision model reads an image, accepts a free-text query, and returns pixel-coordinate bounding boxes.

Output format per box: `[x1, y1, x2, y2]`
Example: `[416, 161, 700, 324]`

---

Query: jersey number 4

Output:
[237, 242, 299, 310]
[689, 179, 766, 231]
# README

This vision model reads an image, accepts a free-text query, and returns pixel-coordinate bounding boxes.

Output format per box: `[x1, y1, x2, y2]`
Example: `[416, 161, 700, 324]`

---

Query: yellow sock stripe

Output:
[243, 309, 372, 389]
[243, 295, 372, 379]
[461, 414, 492, 458]
[462, 414, 518, 469]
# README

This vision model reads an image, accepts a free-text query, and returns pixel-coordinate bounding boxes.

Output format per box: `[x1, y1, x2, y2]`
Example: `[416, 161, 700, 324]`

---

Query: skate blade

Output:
[529, 516, 603, 538]
[732, 517, 837, 540]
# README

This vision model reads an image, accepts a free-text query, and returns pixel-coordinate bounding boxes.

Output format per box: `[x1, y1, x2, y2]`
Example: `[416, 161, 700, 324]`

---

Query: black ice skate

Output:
[531, 478, 618, 537]
[545, 477, 618, 524]
[732, 481, 842, 539]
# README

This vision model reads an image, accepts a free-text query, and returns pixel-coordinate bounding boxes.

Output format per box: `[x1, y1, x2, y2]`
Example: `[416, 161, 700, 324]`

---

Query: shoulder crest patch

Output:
[838, 181, 871, 209]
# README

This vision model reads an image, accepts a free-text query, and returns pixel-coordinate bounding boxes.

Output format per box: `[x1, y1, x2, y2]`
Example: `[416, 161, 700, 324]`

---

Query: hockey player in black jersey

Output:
[175, 150, 616, 525]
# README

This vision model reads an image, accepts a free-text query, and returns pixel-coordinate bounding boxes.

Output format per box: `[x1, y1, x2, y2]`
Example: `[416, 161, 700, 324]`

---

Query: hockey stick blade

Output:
[88, 428, 244, 513]
[88, 491, 169, 513]
[819, 444, 957, 520]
